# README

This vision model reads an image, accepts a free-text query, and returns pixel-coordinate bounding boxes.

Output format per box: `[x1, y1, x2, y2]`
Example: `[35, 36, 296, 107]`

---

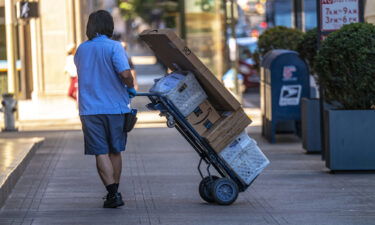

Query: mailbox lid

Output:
[261, 49, 297, 69]
[139, 29, 241, 112]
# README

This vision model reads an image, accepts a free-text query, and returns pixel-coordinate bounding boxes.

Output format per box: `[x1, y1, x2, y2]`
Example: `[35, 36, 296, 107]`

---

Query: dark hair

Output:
[112, 33, 122, 41]
[86, 10, 114, 40]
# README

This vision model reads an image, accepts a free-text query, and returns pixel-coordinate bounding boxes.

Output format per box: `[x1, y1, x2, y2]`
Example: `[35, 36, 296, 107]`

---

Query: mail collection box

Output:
[139, 29, 252, 153]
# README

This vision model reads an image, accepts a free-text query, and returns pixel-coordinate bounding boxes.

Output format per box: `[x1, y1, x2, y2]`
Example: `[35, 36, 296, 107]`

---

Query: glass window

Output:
[0, 6, 5, 60]
[304, 0, 317, 30]
[274, 0, 293, 27]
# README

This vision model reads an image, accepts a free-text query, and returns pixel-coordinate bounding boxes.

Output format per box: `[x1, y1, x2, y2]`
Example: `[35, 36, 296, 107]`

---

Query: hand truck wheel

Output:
[211, 178, 239, 205]
[198, 176, 219, 203]
[166, 115, 175, 128]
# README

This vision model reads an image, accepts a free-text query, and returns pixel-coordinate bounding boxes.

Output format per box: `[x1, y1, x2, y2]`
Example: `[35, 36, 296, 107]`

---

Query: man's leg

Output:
[109, 152, 122, 187]
[96, 154, 123, 208]
[95, 154, 115, 185]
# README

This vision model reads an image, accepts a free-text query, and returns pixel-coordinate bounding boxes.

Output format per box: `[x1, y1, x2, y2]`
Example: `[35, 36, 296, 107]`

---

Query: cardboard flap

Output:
[139, 29, 241, 111]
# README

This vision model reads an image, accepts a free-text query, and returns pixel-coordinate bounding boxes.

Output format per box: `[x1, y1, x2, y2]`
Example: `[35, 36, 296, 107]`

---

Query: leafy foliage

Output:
[253, 26, 303, 71]
[119, 0, 178, 22]
[315, 23, 375, 109]
[257, 26, 304, 56]
[297, 28, 318, 74]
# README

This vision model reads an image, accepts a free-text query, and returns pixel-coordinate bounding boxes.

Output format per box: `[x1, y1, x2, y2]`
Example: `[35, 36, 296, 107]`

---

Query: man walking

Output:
[74, 10, 136, 208]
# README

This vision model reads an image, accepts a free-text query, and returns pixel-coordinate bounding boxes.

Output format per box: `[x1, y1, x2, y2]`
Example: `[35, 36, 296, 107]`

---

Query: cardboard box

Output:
[139, 29, 241, 112]
[139, 29, 252, 153]
[186, 100, 221, 135]
[202, 109, 252, 153]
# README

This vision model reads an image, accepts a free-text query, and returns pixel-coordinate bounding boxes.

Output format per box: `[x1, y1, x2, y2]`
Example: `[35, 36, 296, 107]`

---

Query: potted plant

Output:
[257, 26, 303, 65]
[315, 23, 375, 170]
[296, 28, 322, 153]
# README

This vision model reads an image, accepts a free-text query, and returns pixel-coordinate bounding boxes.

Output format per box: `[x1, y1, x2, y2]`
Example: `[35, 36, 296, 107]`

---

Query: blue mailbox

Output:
[260, 50, 310, 143]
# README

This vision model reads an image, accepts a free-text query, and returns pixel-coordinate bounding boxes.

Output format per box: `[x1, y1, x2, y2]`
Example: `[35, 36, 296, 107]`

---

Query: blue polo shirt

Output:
[74, 35, 131, 115]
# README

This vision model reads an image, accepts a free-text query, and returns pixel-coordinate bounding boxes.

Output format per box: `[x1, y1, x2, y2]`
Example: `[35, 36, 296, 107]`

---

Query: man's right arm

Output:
[119, 70, 134, 88]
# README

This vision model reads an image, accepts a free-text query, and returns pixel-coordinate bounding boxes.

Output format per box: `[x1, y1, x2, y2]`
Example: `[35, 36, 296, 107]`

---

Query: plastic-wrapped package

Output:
[219, 131, 270, 185]
[150, 71, 207, 116]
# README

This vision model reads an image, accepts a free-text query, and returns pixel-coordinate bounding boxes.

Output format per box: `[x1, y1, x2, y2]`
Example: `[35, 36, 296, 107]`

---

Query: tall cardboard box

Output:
[139, 29, 252, 153]
[139, 29, 240, 112]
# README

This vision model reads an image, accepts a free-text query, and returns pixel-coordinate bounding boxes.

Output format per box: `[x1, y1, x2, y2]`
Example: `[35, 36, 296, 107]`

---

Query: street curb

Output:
[0, 139, 44, 208]
[16, 108, 262, 130]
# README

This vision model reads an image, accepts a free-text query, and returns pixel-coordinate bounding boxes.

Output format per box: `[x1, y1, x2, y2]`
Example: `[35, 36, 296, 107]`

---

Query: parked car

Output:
[237, 37, 260, 89]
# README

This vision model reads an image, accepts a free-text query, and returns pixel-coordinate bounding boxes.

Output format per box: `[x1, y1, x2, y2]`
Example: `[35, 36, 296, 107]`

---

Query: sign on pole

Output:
[318, 0, 364, 37]
[321, 0, 360, 31]
[17, 2, 39, 19]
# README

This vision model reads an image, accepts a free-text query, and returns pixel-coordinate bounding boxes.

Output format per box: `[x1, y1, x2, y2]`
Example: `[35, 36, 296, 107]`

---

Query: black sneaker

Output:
[103, 192, 124, 208]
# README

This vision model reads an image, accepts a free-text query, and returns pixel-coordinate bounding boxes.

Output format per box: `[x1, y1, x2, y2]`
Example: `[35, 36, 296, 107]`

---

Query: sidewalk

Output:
[0, 127, 374, 225]
[0, 137, 44, 209]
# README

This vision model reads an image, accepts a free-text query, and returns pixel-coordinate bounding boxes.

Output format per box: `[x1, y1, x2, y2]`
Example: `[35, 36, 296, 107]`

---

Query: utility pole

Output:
[74, 0, 83, 44]
[229, 0, 241, 101]
[178, 0, 186, 39]
[5, 0, 17, 94]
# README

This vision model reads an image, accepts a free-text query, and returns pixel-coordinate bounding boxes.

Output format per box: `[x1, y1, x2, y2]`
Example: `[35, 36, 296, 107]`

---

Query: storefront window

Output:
[0, 6, 6, 60]
[0, 6, 8, 94]
[304, 0, 317, 30]
[274, 0, 293, 27]
[184, 0, 225, 78]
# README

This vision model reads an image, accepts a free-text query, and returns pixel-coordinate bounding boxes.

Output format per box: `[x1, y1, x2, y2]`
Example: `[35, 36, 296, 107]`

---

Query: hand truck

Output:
[136, 93, 257, 205]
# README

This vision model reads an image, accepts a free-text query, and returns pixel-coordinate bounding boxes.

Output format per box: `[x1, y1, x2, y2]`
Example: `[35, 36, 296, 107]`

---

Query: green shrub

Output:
[257, 26, 304, 56]
[297, 28, 318, 74]
[315, 23, 375, 109]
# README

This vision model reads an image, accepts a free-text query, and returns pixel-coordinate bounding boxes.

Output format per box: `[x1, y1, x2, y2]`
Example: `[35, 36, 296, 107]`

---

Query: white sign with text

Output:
[321, 0, 360, 31]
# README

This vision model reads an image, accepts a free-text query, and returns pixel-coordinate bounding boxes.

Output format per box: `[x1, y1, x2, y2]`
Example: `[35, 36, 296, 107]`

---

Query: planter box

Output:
[301, 98, 321, 153]
[325, 109, 375, 170]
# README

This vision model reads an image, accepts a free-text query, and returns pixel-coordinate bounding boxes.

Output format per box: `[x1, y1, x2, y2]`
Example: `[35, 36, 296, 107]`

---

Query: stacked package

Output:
[150, 71, 207, 117]
[219, 131, 270, 185]
[141, 29, 269, 187]
[150, 71, 269, 186]
[150, 71, 222, 135]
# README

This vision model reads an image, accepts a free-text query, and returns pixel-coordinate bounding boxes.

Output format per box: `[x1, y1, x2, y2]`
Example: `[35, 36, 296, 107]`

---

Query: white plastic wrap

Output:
[219, 131, 270, 185]
[150, 71, 207, 116]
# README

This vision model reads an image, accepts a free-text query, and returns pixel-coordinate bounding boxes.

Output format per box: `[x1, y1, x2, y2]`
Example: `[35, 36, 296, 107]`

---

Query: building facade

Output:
[265, 0, 317, 31]
[0, 0, 120, 121]
[184, 0, 227, 79]
[1, 0, 116, 99]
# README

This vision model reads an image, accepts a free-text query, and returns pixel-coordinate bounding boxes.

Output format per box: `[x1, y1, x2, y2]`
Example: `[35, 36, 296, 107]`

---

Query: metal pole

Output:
[316, 0, 326, 161]
[178, 0, 186, 39]
[229, 0, 240, 100]
[30, 17, 40, 99]
[4, 0, 17, 94]
[74, 0, 83, 44]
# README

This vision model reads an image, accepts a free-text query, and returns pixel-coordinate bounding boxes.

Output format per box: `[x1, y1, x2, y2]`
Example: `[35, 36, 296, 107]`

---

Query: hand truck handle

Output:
[135, 92, 161, 97]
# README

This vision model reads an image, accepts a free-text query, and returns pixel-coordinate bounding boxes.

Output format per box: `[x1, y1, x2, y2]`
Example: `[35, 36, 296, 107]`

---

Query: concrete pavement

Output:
[0, 127, 375, 225]
[0, 138, 44, 208]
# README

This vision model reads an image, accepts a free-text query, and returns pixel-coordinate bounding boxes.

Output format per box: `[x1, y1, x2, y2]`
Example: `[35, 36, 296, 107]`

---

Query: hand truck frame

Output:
[136, 92, 257, 205]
